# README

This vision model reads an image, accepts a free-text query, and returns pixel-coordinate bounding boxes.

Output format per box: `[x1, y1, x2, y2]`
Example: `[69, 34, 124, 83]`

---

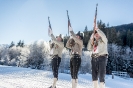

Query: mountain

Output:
[112, 23, 133, 32]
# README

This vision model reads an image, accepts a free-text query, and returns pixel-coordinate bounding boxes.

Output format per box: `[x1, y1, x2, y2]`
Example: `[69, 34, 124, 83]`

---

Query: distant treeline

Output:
[82, 20, 133, 48]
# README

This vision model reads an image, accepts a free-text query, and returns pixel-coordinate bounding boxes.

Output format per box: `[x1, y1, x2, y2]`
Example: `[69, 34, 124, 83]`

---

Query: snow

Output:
[0, 65, 133, 88]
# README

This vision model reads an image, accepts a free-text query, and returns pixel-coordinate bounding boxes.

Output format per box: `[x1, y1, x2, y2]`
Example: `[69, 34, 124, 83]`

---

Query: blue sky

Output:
[0, 0, 133, 44]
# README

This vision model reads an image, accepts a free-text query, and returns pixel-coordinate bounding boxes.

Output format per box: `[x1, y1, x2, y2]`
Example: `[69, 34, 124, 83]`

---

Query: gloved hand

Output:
[70, 35, 73, 39]
[48, 27, 53, 36]
[69, 26, 73, 31]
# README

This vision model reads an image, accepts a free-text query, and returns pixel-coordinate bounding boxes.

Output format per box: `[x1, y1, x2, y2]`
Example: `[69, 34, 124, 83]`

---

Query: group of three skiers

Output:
[48, 24, 108, 88]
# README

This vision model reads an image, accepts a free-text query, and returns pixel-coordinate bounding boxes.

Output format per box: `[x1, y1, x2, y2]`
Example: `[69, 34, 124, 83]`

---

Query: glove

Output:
[69, 26, 73, 31]
[48, 27, 53, 36]
[95, 27, 99, 31]
[70, 35, 73, 39]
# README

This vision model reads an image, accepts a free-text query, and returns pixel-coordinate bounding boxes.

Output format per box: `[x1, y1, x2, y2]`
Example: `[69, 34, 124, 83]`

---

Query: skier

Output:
[66, 26, 83, 88]
[48, 29, 64, 88]
[87, 27, 108, 88]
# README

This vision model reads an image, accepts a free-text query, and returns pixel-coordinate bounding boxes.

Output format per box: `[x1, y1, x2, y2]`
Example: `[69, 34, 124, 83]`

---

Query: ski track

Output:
[0, 66, 93, 88]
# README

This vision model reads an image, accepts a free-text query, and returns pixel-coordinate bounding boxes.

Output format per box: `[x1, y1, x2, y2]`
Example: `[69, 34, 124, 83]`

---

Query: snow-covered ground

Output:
[0, 65, 133, 88]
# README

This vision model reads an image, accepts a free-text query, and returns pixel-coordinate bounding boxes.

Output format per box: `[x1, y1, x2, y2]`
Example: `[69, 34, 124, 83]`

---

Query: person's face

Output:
[56, 36, 62, 41]
[76, 35, 80, 39]
[94, 33, 101, 40]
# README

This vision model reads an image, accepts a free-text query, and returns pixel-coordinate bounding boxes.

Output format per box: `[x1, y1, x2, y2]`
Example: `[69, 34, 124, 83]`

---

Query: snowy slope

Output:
[0, 65, 133, 88]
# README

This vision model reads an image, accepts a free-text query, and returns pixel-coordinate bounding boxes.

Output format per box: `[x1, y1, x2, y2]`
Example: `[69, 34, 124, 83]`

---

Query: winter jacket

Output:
[66, 31, 83, 56]
[87, 29, 108, 55]
[50, 34, 64, 58]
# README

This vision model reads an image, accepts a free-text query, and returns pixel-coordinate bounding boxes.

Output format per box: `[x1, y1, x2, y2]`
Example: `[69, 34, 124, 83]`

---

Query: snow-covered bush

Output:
[60, 48, 71, 73]
[80, 51, 92, 74]
[28, 40, 50, 69]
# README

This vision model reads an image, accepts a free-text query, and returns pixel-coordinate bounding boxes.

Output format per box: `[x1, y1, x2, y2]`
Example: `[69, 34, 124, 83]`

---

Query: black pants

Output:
[91, 55, 108, 82]
[52, 56, 61, 78]
[70, 54, 81, 79]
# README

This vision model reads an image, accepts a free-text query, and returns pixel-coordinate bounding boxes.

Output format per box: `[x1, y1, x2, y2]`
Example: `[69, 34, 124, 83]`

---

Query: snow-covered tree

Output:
[0, 45, 10, 65]
[17, 46, 30, 67]
[60, 48, 71, 73]
[80, 51, 92, 74]
[28, 40, 50, 69]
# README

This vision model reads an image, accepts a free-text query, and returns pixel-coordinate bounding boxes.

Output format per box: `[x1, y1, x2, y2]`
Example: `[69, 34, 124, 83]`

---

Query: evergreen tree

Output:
[17, 40, 21, 47]
[108, 28, 117, 44]
[97, 20, 106, 35]
[120, 31, 127, 46]
[63, 35, 69, 47]
[107, 22, 109, 27]
[16, 40, 24, 47]
[21, 40, 24, 47]
[106, 28, 109, 42]
[83, 26, 91, 48]
[116, 31, 123, 46]
[9, 41, 15, 48]
[126, 30, 130, 46]
[126, 30, 132, 48]
[131, 32, 133, 48]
